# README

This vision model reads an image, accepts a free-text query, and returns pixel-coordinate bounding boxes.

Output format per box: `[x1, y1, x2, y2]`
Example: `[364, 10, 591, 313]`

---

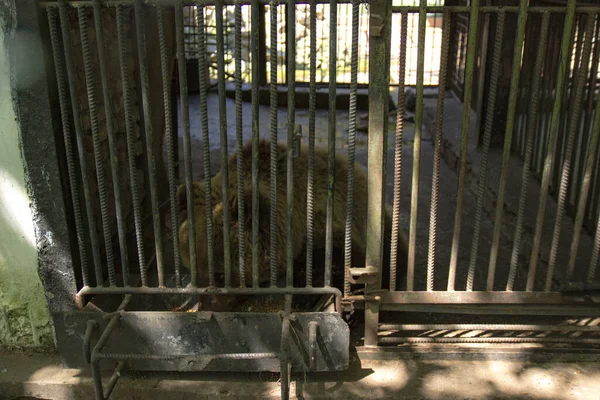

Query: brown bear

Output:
[176, 139, 409, 296]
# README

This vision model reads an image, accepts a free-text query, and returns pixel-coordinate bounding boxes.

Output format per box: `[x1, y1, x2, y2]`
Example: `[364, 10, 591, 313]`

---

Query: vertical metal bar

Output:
[469, 12, 505, 291]
[134, 0, 165, 286]
[307, 321, 318, 370]
[91, 358, 103, 400]
[575, 21, 600, 209]
[515, 35, 529, 157]
[77, 5, 116, 287]
[269, 0, 278, 287]
[364, 297, 380, 347]
[158, 6, 180, 287]
[390, 11, 408, 292]
[324, 0, 337, 287]
[247, 7, 252, 81]
[279, 317, 291, 400]
[215, 0, 232, 287]
[474, 13, 490, 146]
[588, 206, 600, 282]
[258, 3, 267, 85]
[507, 11, 549, 292]
[58, 0, 104, 286]
[197, 2, 215, 287]
[171, 66, 179, 182]
[475, 12, 505, 291]
[570, 56, 600, 284]
[286, 0, 296, 287]
[553, 17, 579, 192]
[447, 0, 480, 291]
[251, 0, 260, 288]
[303, 4, 309, 83]
[47, 6, 91, 287]
[487, 0, 529, 287]
[427, 11, 451, 292]
[533, 28, 551, 175]
[235, 0, 246, 287]
[306, 0, 317, 287]
[343, 4, 350, 83]
[174, 2, 196, 289]
[362, 0, 391, 347]
[590, 120, 600, 225]
[83, 320, 98, 364]
[319, 4, 325, 82]
[591, 156, 600, 225]
[116, 5, 146, 285]
[366, 0, 391, 291]
[224, 4, 230, 79]
[431, 12, 441, 86]
[406, 0, 427, 291]
[343, 0, 360, 297]
[528, 0, 576, 292]
[281, 5, 287, 84]
[546, 13, 595, 288]
[92, 0, 129, 287]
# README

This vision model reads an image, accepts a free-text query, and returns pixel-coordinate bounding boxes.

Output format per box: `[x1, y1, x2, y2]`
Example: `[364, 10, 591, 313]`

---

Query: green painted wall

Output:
[0, 7, 53, 349]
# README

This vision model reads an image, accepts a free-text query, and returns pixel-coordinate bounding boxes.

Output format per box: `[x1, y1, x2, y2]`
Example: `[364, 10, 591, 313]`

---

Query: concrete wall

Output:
[0, 1, 53, 349]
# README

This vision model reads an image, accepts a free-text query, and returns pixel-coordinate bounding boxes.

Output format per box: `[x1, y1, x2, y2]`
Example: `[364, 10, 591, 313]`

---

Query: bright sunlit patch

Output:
[0, 172, 36, 249]
[366, 362, 410, 389]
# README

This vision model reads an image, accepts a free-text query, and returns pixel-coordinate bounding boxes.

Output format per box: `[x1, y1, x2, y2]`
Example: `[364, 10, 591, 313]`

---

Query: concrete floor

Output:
[2, 349, 600, 400]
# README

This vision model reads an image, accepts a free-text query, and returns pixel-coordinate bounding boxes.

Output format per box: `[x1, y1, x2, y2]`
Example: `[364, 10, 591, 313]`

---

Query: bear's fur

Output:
[177, 139, 409, 292]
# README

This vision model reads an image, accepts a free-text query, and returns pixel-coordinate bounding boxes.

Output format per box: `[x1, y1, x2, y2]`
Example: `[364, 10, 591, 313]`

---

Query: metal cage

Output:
[15, 0, 600, 398]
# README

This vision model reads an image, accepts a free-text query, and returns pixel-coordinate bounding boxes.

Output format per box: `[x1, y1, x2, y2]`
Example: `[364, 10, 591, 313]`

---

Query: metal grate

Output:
[514, 7, 600, 235]
[183, 0, 444, 85]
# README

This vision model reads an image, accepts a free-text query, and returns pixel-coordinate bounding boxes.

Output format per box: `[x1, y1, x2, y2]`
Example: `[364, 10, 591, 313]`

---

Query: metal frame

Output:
[15, 0, 600, 399]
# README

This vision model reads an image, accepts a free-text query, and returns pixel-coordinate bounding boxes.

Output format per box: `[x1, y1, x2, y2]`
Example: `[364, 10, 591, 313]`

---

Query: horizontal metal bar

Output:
[40, 0, 353, 6]
[40, 1, 600, 13]
[96, 352, 279, 360]
[561, 282, 600, 292]
[378, 291, 594, 305]
[379, 337, 600, 345]
[374, 303, 600, 316]
[379, 324, 600, 332]
[78, 286, 342, 297]
[391, 6, 600, 13]
[357, 346, 600, 362]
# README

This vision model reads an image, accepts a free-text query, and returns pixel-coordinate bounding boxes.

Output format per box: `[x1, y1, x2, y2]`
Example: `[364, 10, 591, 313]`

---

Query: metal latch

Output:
[348, 266, 379, 284]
